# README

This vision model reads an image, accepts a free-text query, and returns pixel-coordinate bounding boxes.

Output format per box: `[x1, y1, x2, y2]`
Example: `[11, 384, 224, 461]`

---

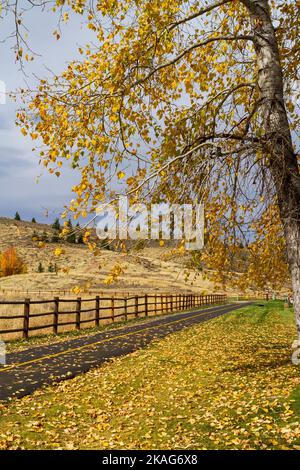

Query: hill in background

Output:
[0, 217, 220, 298]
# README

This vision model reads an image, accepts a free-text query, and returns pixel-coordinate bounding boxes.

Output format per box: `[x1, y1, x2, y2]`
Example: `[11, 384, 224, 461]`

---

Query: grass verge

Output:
[0, 301, 299, 450]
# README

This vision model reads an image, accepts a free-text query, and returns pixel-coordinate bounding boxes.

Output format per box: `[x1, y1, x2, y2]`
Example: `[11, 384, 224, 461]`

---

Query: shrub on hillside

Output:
[48, 262, 58, 273]
[51, 232, 60, 243]
[37, 262, 44, 273]
[0, 247, 27, 277]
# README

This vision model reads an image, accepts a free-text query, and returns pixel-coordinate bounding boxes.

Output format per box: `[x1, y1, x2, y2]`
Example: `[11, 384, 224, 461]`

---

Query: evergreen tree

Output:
[66, 218, 76, 243]
[14, 212, 21, 221]
[31, 217, 36, 223]
[52, 218, 61, 231]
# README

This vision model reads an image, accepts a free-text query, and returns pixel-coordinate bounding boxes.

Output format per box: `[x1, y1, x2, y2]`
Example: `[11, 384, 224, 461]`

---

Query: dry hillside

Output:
[0, 217, 221, 298]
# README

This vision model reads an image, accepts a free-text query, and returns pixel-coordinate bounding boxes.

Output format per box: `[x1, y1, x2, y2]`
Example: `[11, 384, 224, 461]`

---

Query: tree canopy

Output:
[13, 0, 300, 296]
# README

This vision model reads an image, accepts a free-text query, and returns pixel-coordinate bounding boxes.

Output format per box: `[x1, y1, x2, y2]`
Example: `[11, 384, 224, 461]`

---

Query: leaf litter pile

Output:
[0, 301, 299, 449]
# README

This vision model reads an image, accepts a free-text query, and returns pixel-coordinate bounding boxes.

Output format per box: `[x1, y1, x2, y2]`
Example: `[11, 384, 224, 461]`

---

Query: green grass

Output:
[290, 386, 300, 414]
[0, 301, 299, 450]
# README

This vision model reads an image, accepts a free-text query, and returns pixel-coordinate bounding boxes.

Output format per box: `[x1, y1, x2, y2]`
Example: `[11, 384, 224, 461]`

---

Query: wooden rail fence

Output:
[0, 293, 227, 339]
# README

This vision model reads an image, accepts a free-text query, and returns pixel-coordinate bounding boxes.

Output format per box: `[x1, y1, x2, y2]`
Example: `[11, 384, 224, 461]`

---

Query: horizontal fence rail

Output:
[0, 293, 227, 340]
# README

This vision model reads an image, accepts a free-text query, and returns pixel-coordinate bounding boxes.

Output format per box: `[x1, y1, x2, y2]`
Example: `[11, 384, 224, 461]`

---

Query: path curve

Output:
[0, 302, 251, 401]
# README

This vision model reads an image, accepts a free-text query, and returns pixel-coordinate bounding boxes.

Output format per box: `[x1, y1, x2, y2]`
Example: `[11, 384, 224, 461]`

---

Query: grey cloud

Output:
[0, 8, 95, 221]
[0, 146, 35, 176]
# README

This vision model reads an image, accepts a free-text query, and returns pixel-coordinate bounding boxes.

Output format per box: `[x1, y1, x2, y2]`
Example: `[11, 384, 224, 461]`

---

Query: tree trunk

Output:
[243, 0, 300, 345]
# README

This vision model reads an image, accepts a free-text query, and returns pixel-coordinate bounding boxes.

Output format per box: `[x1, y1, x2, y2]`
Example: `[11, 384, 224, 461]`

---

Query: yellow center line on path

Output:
[0, 304, 233, 373]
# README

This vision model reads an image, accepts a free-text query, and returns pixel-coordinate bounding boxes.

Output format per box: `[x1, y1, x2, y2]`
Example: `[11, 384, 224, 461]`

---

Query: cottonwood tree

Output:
[13, 1, 300, 351]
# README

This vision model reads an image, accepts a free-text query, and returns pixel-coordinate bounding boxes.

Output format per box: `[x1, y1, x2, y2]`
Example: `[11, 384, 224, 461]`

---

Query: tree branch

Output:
[131, 35, 254, 87]
[167, 0, 233, 33]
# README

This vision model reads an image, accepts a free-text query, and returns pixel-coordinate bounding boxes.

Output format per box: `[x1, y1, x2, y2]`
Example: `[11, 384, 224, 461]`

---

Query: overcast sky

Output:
[0, 6, 95, 223]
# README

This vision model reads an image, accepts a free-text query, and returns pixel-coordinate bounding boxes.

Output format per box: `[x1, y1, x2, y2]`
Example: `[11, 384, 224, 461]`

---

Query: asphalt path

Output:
[0, 302, 251, 401]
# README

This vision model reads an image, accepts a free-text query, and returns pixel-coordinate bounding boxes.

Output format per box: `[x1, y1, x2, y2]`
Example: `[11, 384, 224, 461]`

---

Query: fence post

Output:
[124, 297, 128, 322]
[154, 294, 157, 315]
[53, 297, 59, 334]
[23, 298, 30, 339]
[135, 295, 139, 317]
[95, 295, 100, 327]
[170, 295, 173, 312]
[111, 295, 115, 322]
[145, 294, 148, 317]
[76, 297, 81, 330]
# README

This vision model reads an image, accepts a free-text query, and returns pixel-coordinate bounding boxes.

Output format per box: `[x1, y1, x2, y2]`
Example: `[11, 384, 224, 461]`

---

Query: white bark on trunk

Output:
[242, 0, 300, 346]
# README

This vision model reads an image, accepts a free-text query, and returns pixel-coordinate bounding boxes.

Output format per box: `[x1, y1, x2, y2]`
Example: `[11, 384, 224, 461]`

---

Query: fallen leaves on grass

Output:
[0, 303, 299, 449]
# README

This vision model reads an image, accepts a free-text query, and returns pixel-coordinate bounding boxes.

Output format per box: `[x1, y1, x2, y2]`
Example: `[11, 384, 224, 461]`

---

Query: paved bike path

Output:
[0, 302, 251, 401]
